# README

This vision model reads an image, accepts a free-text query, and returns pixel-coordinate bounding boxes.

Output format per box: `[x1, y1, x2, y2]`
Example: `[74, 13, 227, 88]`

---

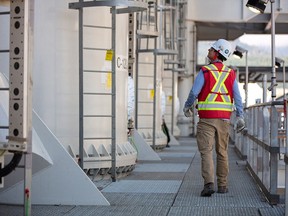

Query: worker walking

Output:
[183, 39, 245, 197]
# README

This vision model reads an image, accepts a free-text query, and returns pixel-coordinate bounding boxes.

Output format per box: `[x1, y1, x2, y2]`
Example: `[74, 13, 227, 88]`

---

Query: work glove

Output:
[183, 107, 193, 117]
[234, 117, 245, 133]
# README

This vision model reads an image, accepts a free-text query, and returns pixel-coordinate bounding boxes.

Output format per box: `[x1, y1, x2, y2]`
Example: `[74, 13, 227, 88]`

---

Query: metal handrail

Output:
[231, 101, 286, 204]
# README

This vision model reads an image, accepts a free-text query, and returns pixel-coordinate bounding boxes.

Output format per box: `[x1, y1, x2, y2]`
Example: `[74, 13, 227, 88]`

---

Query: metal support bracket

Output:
[69, 0, 147, 14]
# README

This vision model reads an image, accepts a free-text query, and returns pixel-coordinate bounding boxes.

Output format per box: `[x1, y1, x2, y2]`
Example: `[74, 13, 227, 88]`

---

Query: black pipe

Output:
[0, 152, 23, 178]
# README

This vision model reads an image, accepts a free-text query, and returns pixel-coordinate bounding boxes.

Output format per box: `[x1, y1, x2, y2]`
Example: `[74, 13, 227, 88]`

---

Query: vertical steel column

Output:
[111, 6, 117, 182]
[285, 100, 288, 216]
[128, 13, 135, 78]
[158, 2, 163, 50]
[263, 75, 267, 103]
[171, 0, 178, 135]
[135, 33, 139, 129]
[24, 1, 34, 214]
[262, 106, 270, 189]
[192, 24, 197, 136]
[283, 62, 286, 100]
[78, 0, 84, 169]
[270, 105, 278, 196]
[152, 0, 158, 150]
[135, 11, 141, 130]
[152, 49, 157, 150]
[9, 0, 34, 215]
[171, 70, 175, 134]
[252, 108, 257, 171]
[270, 0, 276, 101]
[245, 52, 248, 107]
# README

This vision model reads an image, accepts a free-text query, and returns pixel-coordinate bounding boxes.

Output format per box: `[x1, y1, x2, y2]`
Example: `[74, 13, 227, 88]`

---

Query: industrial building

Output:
[0, 0, 287, 215]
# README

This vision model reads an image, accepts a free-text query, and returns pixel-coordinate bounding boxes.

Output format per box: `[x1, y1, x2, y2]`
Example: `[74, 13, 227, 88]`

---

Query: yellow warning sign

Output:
[150, 89, 154, 99]
[168, 95, 173, 102]
[105, 50, 114, 61]
[106, 73, 112, 89]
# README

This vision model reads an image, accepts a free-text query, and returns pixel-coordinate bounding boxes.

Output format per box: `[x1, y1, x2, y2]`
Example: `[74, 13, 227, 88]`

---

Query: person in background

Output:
[183, 39, 245, 197]
[161, 91, 170, 147]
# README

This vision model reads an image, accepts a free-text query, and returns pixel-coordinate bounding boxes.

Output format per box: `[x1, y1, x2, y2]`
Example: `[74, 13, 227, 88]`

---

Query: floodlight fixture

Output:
[246, 0, 266, 14]
[233, 46, 248, 59]
[233, 50, 243, 59]
[275, 57, 285, 100]
[275, 57, 284, 68]
[246, 0, 277, 101]
[275, 61, 281, 68]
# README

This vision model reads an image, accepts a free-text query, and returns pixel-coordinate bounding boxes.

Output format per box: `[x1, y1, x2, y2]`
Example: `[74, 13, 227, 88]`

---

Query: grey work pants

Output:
[196, 118, 230, 187]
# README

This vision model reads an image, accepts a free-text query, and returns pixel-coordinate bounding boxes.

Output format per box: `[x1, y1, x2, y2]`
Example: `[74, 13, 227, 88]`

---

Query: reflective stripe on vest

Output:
[198, 102, 233, 111]
[198, 64, 233, 111]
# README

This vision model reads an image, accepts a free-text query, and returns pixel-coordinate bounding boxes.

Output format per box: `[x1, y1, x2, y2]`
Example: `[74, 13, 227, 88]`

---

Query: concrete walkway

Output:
[0, 136, 285, 215]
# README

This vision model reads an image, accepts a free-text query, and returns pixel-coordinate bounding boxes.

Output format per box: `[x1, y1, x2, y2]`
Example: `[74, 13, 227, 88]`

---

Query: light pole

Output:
[246, 0, 276, 101]
[233, 45, 248, 107]
[270, 0, 277, 101]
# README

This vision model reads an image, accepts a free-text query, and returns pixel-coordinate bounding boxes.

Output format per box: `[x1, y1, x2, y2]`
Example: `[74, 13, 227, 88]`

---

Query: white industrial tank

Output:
[32, 1, 137, 176]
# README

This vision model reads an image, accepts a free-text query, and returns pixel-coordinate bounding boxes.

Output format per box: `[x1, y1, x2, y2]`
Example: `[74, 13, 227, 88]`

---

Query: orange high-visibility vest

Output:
[197, 62, 235, 119]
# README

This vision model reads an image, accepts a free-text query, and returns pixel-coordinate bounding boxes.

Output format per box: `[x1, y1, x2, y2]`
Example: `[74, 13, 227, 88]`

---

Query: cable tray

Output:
[69, 0, 148, 13]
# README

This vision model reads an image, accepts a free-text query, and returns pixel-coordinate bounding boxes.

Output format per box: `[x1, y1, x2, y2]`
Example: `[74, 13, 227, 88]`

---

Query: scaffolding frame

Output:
[69, 0, 147, 182]
[135, 0, 178, 149]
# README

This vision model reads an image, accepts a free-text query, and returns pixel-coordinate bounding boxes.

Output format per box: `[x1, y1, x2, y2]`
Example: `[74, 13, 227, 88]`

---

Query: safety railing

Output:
[230, 101, 287, 205]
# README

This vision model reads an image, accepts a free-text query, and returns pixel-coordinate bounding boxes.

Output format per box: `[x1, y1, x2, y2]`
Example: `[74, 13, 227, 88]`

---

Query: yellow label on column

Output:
[105, 50, 114, 61]
[106, 73, 112, 89]
[150, 89, 154, 99]
[168, 95, 173, 102]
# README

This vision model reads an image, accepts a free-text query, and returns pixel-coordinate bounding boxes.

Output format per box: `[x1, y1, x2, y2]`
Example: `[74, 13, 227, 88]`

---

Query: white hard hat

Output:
[211, 39, 232, 60]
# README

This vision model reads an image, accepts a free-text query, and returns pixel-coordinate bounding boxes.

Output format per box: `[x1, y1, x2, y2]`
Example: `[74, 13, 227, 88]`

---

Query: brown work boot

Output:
[217, 186, 228, 193]
[200, 183, 215, 197]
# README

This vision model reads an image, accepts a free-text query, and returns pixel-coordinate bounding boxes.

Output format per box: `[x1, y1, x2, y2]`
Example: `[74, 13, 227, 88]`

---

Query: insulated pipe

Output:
[0, 152, 22, 177]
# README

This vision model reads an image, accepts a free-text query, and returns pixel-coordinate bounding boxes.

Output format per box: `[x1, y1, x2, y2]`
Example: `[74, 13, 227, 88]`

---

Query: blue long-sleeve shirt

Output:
[184, 68, 244, 118]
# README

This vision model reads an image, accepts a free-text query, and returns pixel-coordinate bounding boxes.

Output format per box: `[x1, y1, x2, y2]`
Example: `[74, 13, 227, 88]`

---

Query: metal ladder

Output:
[163, 0, 188, 134]
[135, 0, 178, 149]
[135, 0, 159, 149]
[69, 0, 147, 182]
[175, 0, 187, 74]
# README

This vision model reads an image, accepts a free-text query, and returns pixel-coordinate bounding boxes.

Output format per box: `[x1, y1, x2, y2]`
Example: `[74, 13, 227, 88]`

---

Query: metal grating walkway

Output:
[0, 137, 285, 216]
